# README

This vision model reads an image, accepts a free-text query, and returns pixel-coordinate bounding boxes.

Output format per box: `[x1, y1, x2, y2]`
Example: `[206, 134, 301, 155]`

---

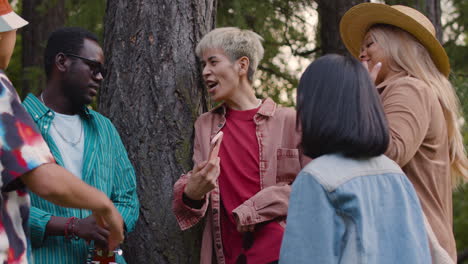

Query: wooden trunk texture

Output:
[316, 0, 369, 55]
[385, 0, 443, 41]
[100, 0, 217, 263]
[424, 0, 443, 41]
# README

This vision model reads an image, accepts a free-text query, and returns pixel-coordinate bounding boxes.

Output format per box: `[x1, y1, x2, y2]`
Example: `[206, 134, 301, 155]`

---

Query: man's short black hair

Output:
[44, 27, 99, 79]
[297, 54, 389, 159]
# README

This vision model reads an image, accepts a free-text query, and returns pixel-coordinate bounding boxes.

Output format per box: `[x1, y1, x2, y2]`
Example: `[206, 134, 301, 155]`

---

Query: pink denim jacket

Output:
[172, 98, 310, 264]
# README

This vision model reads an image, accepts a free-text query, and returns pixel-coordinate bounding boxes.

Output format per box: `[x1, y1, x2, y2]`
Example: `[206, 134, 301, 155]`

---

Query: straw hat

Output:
[0, 0, 28, 33]
[340, 3, 450, 77]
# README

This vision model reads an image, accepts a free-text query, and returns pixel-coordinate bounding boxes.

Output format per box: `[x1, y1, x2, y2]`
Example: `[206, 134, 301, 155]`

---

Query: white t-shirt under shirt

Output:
[48, 112, 84, 179]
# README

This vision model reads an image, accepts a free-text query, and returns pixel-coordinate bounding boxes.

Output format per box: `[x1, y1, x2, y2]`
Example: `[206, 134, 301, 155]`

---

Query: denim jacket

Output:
[279, 154, 431, 264]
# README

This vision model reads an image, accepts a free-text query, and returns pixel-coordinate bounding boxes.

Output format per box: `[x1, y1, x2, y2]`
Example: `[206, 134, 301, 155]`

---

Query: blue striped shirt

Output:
[23, 94, 139, 264]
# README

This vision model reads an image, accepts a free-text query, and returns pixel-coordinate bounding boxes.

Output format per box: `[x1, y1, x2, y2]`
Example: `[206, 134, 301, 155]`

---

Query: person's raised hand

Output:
[184, 157, 221, 201]
[362, 61, 382, 84]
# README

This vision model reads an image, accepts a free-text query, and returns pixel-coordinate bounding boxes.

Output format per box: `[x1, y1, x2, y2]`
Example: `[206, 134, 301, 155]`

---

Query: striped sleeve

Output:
[29, 206, 53, 247]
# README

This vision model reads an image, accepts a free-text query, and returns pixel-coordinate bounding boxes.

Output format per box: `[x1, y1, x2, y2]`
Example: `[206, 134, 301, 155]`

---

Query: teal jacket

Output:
[23, 94, 139, 264]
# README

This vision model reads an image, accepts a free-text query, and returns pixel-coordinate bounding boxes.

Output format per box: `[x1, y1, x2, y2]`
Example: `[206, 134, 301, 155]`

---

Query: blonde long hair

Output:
[369, 24, 468, 186]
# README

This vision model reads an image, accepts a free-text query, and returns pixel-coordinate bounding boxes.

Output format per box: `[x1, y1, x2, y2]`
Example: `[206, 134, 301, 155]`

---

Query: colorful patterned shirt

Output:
[0, 70, 54, 263]
[22, 94, 139, 264]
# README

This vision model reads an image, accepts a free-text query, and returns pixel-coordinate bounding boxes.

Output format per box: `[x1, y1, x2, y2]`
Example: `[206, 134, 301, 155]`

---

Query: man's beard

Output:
[62, 79, 88, 110]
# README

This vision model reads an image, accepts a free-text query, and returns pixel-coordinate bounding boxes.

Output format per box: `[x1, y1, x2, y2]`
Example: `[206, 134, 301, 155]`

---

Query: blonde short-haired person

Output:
[172, 27, 310, 264]
[0, 1, 123, 262]
[341, 3, 468, 262]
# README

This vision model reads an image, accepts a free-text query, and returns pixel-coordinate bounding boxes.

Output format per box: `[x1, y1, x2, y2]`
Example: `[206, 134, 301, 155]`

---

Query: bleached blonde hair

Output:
[369, 24, 468, 187]
[195, 27, 264, 83]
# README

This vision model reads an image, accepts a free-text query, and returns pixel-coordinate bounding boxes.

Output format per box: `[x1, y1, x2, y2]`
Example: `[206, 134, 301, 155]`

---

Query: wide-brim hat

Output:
[340, 3, 450, 77]
[0, 0, 28, 33]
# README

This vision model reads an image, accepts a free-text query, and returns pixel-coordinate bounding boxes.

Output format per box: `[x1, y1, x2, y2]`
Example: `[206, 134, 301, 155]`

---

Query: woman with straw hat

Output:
[0, 1, 125, 262]
[341, 3, 468, 262]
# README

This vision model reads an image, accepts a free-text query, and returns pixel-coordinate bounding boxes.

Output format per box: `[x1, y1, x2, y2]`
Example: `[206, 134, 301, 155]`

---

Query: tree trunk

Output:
[385, 0, 443, 42]
[422, 0, 443, 41]
[100, 0, 216, 263]
[315, 0, 369, 55]
[21, 0, 66, 98]
[458, 248, 468, 263]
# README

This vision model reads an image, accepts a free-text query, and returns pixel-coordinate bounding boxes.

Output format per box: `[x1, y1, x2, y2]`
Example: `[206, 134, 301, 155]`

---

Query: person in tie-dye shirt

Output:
[0, 69, 55, 262]
[0, 1, 125, 263]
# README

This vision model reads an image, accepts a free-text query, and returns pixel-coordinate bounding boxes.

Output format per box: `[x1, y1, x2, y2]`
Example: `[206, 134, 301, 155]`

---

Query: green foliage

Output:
[28, 0, 105, 38]
[445, 0, 468, 73]
[23, 66, 44, 94]
[35, 0, 60, 15]
[440, 4, 468, 76]
[451, 72, 468, 254]
[217, 0, 316, 106]
[4, 2, 23, 92]
[454, 185, 468, 252]
[7, 0, 106, 102]
[5, 34, 23, 89]
[450, 74, 468, 140]
[65, 0, 106, 40]
[444, 0, 468, 255]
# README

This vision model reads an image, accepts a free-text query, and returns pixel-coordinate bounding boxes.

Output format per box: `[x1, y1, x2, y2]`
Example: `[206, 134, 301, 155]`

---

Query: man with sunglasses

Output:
[22, 27, 139, 264]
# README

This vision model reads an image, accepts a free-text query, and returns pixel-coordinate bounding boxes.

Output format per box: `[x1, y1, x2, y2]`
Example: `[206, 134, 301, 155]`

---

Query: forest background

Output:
[8, 0, 468, 263]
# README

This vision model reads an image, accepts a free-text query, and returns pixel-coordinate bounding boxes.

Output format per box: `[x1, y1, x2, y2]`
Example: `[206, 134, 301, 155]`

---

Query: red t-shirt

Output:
[218, 107, 284, 264]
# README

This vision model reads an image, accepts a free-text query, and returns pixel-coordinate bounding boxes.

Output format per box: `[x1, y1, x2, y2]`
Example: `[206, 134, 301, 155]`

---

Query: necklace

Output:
[255, 98, 262, 108]
[41, 93, 84, 146]
[52, 120, 83, 146]
[246, 98, 262, 110]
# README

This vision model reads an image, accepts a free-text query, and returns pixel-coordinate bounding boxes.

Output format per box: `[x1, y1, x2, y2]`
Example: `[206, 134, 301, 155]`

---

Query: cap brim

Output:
[340, 3, 450, 77]
[0, 11, 28, 32]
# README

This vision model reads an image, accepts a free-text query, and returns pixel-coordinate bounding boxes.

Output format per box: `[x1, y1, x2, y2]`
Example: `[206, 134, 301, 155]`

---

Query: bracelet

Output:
[71, 218, 81, 240]
[64, 217, 75, 240]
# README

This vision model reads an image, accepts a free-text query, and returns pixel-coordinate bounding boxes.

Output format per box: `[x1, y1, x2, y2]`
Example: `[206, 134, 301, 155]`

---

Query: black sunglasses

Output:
[65, 53, 107, 77]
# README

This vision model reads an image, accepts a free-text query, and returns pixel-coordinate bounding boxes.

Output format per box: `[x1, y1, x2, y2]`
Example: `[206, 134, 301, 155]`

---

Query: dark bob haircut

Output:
[44, 27, 98, 80]
[297, 54, 389, 159]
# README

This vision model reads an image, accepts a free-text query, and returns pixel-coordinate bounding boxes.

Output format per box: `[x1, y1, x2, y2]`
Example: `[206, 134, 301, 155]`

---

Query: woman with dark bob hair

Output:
[279, 54, 432, 263]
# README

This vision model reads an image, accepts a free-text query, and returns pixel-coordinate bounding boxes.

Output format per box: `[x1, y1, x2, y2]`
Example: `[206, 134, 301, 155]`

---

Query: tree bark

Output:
[458, 248, 468, 263]
[100, 0, 216, 263]
[21, 0, 66, 98]
[385, 0, 443, 42]
[315, 0, 369, 55]
[423, 0, 443, 42]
